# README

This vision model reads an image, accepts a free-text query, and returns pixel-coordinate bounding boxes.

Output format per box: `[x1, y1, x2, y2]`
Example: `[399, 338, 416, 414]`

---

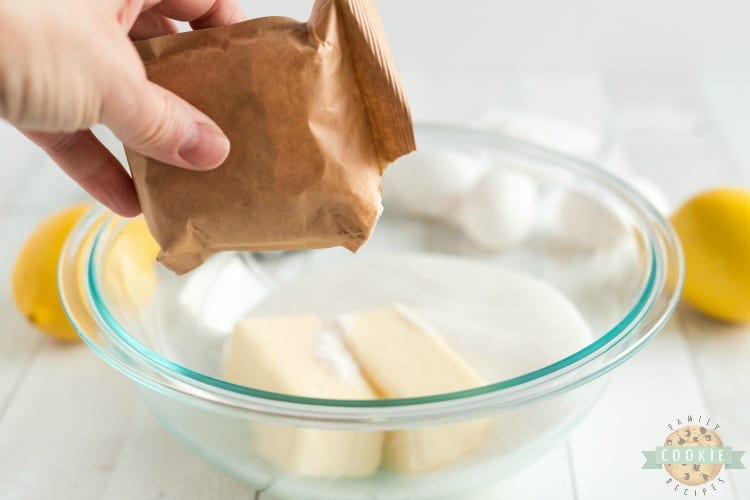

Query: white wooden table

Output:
[1, 73, 749, 500]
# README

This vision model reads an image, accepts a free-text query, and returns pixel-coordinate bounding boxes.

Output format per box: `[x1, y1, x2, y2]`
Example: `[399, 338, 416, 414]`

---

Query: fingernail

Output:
[178, 123, 230, 169]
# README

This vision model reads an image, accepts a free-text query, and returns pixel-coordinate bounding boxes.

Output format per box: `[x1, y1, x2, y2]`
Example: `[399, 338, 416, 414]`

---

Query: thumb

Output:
[101, 77, 230, 170]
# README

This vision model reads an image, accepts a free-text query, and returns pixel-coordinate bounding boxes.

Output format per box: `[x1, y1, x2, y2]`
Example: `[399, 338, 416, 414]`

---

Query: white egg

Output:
[558, 188, 628, 250]
[454, 169, 538, 250]
[385, 149, 488, 219]
[557, 177, 669, 251]
[585, 235, 642, 293]
[627, 176, 671, 215]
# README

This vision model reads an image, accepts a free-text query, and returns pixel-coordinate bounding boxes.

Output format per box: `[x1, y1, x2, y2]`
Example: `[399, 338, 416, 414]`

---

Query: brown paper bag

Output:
[125, 0, 415, 274]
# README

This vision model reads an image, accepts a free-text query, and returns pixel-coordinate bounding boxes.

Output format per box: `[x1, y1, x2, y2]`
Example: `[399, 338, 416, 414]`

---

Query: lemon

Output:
[671, 188, 750, 323]
[12, 205, 161, 342]
[12, 203, 90, 342]
[100, 217, 160, 312]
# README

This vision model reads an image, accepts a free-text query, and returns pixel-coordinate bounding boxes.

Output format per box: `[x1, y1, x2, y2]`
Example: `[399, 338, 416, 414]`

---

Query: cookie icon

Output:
[663, 425, 723, 486]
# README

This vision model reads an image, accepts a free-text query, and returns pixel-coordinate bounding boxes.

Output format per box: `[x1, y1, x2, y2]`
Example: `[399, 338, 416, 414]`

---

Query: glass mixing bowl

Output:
[59, 124, 683, 499]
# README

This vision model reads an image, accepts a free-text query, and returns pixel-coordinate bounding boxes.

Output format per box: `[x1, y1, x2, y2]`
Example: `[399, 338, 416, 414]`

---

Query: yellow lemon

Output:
[671, 188, 750, 323]
[12, 203, 90, 342]
[13, 205, 161, 342]
[99, 217, 160, 312]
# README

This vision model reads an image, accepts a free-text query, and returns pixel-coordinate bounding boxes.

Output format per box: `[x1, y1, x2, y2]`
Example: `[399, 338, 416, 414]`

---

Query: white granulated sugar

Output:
[314, 329, 363, 386]
[179, 254, 269, 333]
[250, 254, 593, 383]
[376, 198, 384, 219]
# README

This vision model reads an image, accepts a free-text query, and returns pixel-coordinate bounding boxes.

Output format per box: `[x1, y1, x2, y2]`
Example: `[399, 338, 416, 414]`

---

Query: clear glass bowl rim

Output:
[59, 123, 684, 425]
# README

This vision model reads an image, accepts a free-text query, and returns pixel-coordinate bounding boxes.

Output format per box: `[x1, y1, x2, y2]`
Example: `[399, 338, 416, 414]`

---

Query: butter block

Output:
[224, 315, 383, 477]
[339, 305, 492, 473]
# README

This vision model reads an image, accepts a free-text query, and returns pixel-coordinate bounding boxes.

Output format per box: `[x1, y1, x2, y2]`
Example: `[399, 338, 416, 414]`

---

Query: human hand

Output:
[0, 0, 245, 216]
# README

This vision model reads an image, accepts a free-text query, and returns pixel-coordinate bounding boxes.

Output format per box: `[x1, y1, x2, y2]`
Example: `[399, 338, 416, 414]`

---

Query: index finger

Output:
[154, 0, 246, 29]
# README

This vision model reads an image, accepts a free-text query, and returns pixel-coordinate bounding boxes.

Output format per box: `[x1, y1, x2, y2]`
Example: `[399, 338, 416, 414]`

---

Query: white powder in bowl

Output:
[314, 329, 364, 387]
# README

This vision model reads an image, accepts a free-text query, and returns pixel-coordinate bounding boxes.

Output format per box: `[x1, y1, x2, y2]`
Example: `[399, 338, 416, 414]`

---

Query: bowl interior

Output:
[83, 125, 668, 407]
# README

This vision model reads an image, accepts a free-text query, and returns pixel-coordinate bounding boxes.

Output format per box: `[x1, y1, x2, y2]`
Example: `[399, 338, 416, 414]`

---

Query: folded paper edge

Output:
[324, 0, 416, 167]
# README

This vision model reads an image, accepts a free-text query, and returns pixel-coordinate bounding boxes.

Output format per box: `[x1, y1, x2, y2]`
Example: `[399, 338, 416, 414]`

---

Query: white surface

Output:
[1, 70, 750, 500]
[240, 0, 750, 72]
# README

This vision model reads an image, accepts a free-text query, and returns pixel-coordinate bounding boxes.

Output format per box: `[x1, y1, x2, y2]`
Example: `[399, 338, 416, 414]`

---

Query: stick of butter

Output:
[223, 315, 383, 477]
[339, 305, 492, 474]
